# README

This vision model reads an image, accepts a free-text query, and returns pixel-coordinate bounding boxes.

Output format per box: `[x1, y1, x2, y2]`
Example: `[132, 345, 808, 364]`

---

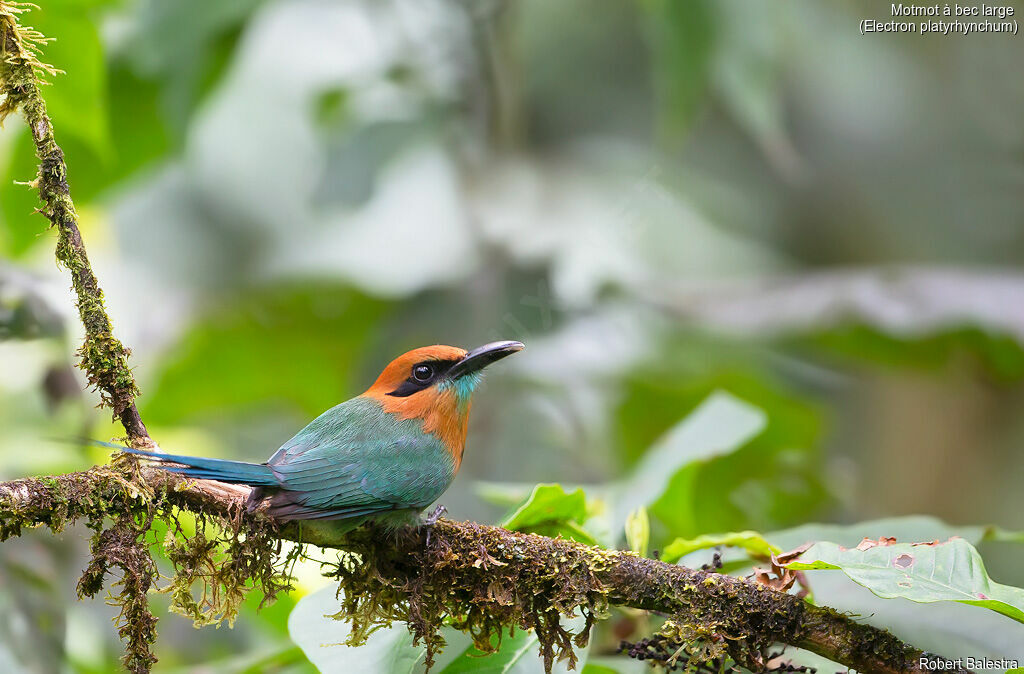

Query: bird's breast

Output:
[363, 388, 470, 470]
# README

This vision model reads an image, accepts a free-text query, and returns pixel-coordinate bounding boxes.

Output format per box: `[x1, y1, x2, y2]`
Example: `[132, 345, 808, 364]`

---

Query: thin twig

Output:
[0, 2, 151, 446]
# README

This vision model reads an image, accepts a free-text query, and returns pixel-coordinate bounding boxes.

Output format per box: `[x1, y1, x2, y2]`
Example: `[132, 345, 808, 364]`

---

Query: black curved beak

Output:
[448, 340, 524, 380]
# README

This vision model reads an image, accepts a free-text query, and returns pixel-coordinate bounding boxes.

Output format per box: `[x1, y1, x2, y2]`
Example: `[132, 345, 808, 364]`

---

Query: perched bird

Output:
[120, 340, 523, 529]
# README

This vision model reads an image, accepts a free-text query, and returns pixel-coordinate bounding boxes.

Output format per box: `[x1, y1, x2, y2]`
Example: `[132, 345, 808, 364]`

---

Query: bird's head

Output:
[362, 341, 524, 465]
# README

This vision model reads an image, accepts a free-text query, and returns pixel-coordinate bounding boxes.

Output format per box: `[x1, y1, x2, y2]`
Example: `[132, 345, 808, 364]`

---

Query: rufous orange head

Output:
[361, 341, 524, 466]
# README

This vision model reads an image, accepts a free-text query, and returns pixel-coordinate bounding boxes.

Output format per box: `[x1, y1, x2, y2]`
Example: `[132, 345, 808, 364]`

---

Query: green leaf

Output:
[695, 519, 1024, 663]
[29, 0, 112, 156]
[441, 615, 591, 674]
[648, 375, 826, 540]
[786, 538, 1024, 625]
[805, 323, 1024, 383]
[501, 484, 596, 545]
[661, 531, 780, 564]
[289, 586, 421, 673]
[613, 340, 829, 543]
[0, 0, 117, 257]
[289, 585, 470, 673]
[765, 516, 996, 552]
[983, 527, 1024, 544]
[475, 482, 538, 510]
[502, 484, 587, 530]
[439, 628, 535, 674]
[580, 665, 622, 674]
[625, 508, 650, 558]
[707, 1, 798, 177]
[665, 517, 1024, 658]
[643, 0, 715, 139]
[146, 285, 393, 425]
[612, 390, 766, 532]
[122, 0, 266, 131]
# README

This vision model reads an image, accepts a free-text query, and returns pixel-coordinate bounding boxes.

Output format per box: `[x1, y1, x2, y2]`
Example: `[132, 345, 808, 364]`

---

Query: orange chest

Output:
[365, 389, 471, 470]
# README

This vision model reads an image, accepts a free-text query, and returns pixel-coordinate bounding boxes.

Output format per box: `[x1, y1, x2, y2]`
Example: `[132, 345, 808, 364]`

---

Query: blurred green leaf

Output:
[805, 324, 1024, 383]
[290, 585, 588, 673]
[580, 665, 621, 674]
[787, 538, 1024, 625]
[124, 0, 266, 131]
[442, 616, 590, 674]
[439, 628, 536, 674]
[621, 369, 827, 542]
[146, 285, 393, 426]
[288, 585, 432, 674]
[475, 482, 537, 510]
[181, 644, 314, 674]
[708, 1, 798, 177]
[0, 0, 113, 257]
[102, 62, 175, 182]
[30, 0, 111, 156]
[983, 527, 1024, 544]
[624, 508, 649, 558]
[612, 390, 766, 535]
[0, 8, 178, 258]
[661, 531, 779, 565]
[643, 0, 715, 139]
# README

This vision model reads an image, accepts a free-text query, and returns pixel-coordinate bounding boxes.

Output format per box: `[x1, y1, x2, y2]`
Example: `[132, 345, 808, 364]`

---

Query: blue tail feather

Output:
[108, 443, 279, 487]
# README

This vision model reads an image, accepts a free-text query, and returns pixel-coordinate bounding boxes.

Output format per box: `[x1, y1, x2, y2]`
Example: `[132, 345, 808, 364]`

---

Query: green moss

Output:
[1, 1, 141, 423]
[0, 467, 298, 673]
[326, 522, 613, 672]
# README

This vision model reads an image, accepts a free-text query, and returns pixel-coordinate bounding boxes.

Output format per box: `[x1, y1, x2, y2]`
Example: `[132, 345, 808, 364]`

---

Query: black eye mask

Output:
[386, 359, 459, 397]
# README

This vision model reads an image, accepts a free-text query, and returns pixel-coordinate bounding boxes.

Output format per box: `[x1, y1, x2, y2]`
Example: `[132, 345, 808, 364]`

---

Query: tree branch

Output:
[0, 2, 150, 446]
[0, 468, 971, 674]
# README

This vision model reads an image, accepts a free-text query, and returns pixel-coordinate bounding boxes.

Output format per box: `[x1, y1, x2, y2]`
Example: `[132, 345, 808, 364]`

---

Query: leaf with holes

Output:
[784, 537, 1024, 624]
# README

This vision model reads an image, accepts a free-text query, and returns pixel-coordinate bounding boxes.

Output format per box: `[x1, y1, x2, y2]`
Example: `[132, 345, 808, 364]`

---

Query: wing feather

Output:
[258, 398, 456, 518]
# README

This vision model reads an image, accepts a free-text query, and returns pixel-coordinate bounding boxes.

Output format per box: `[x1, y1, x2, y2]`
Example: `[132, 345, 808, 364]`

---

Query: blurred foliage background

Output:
[2, 0, 1024, 671]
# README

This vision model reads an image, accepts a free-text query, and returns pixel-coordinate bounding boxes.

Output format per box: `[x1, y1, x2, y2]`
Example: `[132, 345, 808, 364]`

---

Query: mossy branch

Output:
[0, 1, 150, 446]
[0, 4, 979, 674]
[0, 468, 973, 674]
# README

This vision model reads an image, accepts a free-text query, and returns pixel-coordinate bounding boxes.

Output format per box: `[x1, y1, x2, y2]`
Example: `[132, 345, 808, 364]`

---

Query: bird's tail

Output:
[109, 443, 279, 486]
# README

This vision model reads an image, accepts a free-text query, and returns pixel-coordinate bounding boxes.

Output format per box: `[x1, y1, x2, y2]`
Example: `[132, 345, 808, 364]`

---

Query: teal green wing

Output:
[261, 398, 456, 520]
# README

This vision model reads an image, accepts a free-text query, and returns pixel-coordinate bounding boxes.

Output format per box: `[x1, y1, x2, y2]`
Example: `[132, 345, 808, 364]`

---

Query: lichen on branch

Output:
[0, 467, 300, 673]
[330, 520, 612, 671]
[0, 1, 149, 445]
[0, 468, 973, 674]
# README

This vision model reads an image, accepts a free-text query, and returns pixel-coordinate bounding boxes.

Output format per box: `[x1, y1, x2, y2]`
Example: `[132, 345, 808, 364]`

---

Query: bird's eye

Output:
[413, 364, 434, 382]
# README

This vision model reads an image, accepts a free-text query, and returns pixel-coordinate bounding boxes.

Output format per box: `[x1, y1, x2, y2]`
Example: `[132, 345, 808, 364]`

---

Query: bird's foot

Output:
[424, 504, 447, 526]
[423, 504, 447, 547]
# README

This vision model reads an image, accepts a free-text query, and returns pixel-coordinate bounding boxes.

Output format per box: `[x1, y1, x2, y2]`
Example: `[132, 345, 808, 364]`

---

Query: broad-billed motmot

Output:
[119, 341, 524, 529]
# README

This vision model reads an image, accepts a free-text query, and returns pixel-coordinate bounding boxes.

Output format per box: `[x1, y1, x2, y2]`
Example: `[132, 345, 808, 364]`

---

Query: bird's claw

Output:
[423, 504, 447, 546]
[425, 504, 447, 526]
